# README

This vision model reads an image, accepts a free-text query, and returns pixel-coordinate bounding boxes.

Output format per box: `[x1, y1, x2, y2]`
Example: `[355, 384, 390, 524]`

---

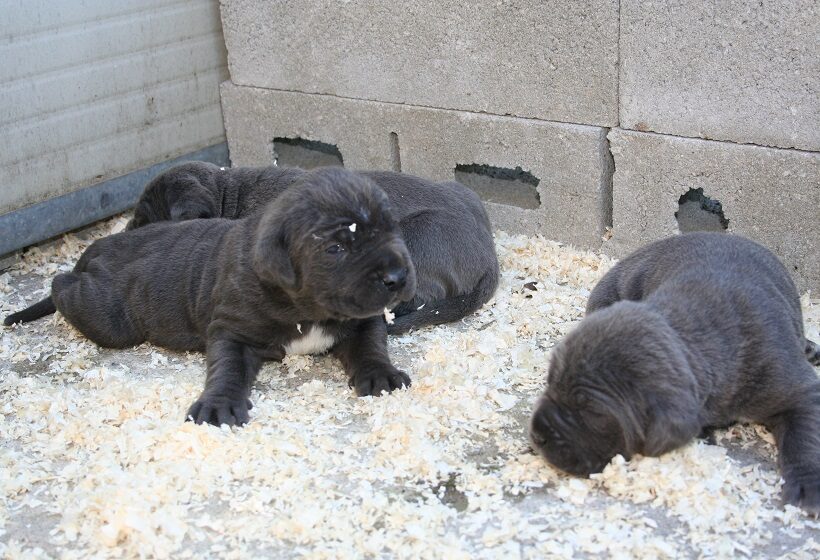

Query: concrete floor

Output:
[1, 216, 818, 559]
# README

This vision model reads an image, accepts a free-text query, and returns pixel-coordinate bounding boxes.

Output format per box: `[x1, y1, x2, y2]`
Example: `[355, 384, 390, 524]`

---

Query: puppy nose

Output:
[530, 413, 550, 447]
[382, 267, 408, 291]
[530, 429, 548, 448]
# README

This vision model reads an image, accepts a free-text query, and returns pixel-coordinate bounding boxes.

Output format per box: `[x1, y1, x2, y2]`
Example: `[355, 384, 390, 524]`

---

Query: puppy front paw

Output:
[350, 365, 411, 396]
[186, 394, 253, 427]
[782, 465, 820, 517]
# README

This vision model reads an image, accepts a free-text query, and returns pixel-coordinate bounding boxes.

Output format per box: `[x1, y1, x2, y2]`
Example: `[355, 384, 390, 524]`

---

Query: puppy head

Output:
[530, 302, 701, 476]
[127, 162, 223, 230]
[253, 167, 417, 319]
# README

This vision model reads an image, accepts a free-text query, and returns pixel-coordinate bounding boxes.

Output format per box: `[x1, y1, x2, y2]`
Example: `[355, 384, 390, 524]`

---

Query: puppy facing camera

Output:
[5, 168, 419, 426]
[530, 232, 820, 515]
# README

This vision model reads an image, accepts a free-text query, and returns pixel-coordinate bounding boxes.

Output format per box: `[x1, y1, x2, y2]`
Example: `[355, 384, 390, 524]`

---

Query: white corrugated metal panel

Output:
[0, 0, 229, 214]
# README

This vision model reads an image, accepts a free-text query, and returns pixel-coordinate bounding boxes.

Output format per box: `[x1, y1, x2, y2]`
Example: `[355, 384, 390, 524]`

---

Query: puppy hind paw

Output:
[351, 366, 411, 397]
[782, 468, 820, 517]
[185, 396, 252, 427]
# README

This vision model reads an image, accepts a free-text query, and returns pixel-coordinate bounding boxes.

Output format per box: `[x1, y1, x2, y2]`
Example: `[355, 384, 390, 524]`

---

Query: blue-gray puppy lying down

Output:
[125, 161, 499, 335]
[530, 232, 820, 514]
[3, 168, 495, 426]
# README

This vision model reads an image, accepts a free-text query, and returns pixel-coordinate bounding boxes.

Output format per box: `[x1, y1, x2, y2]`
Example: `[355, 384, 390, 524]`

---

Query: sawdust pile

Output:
[1, 216, 818, 558]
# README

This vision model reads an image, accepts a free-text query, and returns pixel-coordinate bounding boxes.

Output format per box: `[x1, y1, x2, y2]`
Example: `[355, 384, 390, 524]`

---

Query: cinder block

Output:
[220, 0, 619, 126]
[607, 129, 820, 292]
[221, 82, 612, 249]
[220, 84, 396, 170]
[620, 1, 820, 151]
[393, 104, 613, 250]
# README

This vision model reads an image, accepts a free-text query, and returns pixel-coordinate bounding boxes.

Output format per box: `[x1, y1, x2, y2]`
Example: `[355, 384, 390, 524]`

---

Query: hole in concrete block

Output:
[454, 163, 541, 209]
[389, 132, 401, 172]
[272, 137, 344, 169]
[675, 188, 729, 233]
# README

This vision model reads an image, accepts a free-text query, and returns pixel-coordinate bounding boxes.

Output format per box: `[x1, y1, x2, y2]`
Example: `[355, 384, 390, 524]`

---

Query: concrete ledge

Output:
[0, 143, 229, 257]
[220, 0, 619, 126]
[620, 0, 820, 151]
[221, 83, 612, 249]
[606, 129, 820, 292]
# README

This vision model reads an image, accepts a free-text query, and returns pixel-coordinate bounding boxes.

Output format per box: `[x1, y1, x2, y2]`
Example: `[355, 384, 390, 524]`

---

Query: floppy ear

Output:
[128, 196, 162, 229]
[167, 181, 219, 221]
[252, 212, 296, 289]
[630, 323, 702, 457]
[169, 200, 216, 221]
[642, 393, 701, 456]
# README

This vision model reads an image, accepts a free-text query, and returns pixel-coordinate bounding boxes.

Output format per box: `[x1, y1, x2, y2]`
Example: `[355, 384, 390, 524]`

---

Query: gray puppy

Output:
[126, 163, 303, 229]
[530, 232, 820, 514]
[126, 162, 499, 334]
[6, 168, 428, 426]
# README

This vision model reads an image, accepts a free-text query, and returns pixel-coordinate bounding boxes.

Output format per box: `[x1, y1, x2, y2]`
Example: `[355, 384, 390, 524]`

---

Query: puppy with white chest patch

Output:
[5, 168, 420, 426]
[530, 232, 820, 514]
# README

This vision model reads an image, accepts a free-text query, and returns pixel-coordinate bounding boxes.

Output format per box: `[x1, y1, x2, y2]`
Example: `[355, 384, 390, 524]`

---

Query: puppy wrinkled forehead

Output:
[308, 209, 382, 243]
[343, 195, 394, 233]
[292, 168, 396, 233]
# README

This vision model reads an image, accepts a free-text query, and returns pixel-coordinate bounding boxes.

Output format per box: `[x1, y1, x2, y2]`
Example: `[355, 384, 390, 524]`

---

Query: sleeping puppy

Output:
[126, 162, 303, 229]
[5, 168, 420, 426]
[126, 162, 499, 334]
[530, 232, 820, 514]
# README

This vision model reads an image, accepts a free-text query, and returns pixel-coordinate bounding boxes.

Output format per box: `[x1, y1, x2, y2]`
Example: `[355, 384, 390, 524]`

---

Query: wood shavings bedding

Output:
[1, 216, 818, 558]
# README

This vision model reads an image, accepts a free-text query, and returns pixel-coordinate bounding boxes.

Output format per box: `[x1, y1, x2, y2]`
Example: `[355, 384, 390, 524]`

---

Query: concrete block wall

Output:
[222, 85, 612, 248]
[218, 0, 819, 292]
[221, 0, 619, 126]
[619, 0, 819, 151]
[608, 130, 819, 290]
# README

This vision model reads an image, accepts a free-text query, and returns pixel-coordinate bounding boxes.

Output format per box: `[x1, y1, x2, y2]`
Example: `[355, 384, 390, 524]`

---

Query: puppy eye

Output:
[326, 244, 344, 254]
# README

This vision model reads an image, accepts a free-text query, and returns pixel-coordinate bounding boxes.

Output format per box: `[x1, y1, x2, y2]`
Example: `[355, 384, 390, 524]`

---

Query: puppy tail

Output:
[4, 296, 56, 326]
[387, 268, 499, 335]
[806, 338, 820, 367]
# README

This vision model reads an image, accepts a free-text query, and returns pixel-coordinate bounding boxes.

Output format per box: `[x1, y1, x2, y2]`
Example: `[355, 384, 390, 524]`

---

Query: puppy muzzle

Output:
[530, 399, 610, 476]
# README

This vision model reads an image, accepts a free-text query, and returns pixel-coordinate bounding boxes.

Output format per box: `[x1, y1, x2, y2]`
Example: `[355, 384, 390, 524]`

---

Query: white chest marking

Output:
[284, 326, 336, 355]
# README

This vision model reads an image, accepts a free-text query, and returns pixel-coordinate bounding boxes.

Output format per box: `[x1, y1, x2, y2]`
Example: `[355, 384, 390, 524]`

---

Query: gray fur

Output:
[126, 162, 499, 334]
[530, 232, 820, 515]
[126, 162, 303, 229]
[807, 339, 820, 367]
[6, 168, 425, 426]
